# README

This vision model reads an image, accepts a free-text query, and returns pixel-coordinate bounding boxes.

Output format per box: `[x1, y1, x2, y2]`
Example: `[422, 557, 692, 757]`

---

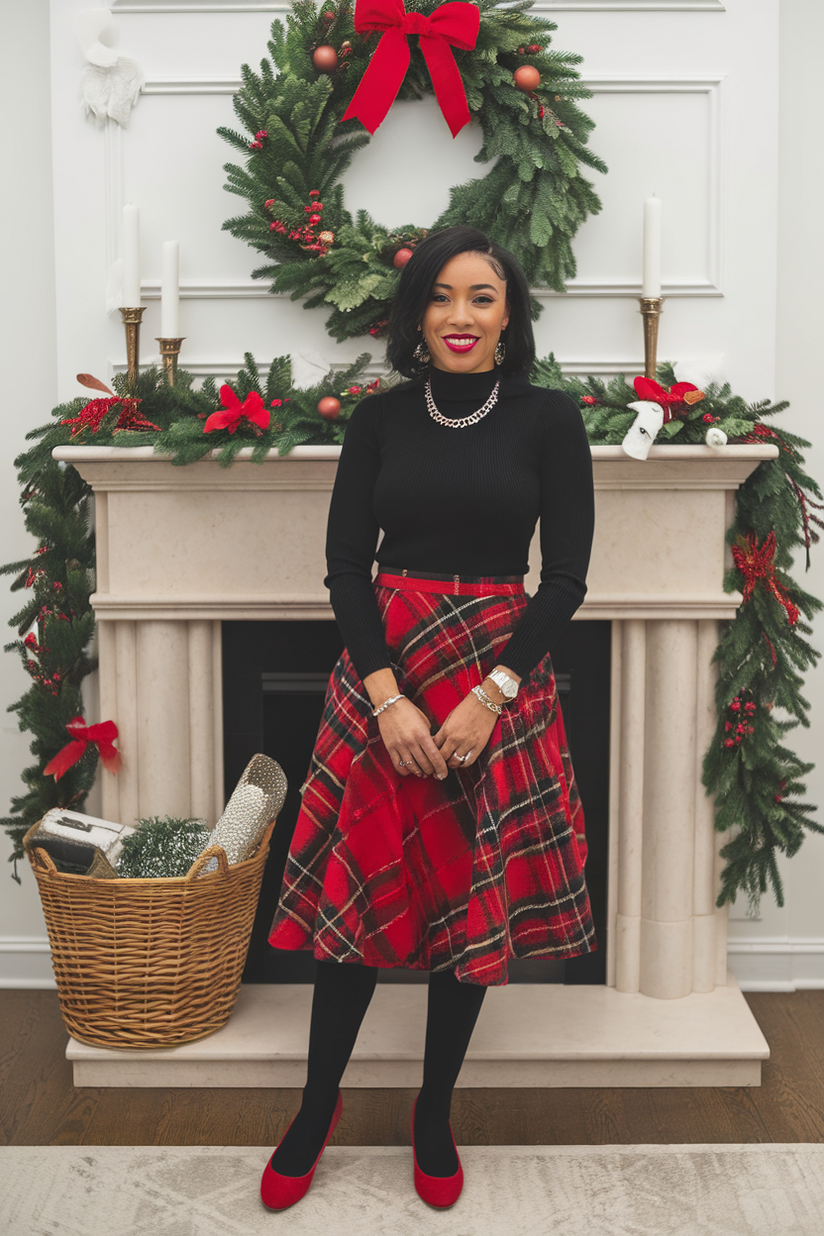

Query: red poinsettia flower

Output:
[61, 396, 160, 438]
[203, 386, 271, 435]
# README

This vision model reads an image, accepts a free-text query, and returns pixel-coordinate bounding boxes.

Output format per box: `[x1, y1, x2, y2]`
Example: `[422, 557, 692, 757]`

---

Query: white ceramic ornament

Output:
[622, 400, 665, 460]
[76, 9, 145, 129]
[705, 426, 728, 448]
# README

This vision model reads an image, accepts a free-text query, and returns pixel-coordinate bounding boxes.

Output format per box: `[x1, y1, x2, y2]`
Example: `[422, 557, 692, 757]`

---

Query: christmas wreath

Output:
[217, 0, 606, 342]
[4, 358, 822, 914]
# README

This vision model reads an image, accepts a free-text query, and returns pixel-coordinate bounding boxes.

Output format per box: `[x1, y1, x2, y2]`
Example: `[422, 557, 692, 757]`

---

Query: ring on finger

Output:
[455, 750, 471, 764]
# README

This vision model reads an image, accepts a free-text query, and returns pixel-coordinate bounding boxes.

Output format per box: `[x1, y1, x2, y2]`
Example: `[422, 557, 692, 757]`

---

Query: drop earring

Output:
[414, 328, 431, 366]
[494, 338, 506, 365]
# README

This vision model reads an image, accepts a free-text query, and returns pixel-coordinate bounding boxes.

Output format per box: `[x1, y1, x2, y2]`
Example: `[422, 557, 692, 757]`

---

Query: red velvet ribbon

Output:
[203, 386, 270, 435]
[731, 531, 799, 626]
[43, 717, 121, 781]
[341, 0, 480, 137]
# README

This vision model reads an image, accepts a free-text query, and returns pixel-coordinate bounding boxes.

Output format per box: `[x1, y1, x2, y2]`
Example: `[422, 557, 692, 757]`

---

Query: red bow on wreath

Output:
[341, 0, 480, 137]
[731, 531, 799, 626]
[43, 717, 121, 781]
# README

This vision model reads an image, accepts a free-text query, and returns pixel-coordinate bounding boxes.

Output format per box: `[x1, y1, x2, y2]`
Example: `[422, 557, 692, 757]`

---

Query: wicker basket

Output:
[24, 818, 277, 1049]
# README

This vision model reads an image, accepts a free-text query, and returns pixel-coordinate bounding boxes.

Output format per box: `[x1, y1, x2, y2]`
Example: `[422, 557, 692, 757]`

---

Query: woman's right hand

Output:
[376, 698, 450, 780]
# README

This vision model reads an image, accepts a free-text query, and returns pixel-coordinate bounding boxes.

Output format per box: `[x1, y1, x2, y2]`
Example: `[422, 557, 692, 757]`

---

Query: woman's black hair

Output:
[385, 225, 535, 378]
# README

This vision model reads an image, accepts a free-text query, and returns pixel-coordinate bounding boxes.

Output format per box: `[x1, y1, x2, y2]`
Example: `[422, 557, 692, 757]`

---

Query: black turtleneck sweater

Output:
[324, 366, 595, 682]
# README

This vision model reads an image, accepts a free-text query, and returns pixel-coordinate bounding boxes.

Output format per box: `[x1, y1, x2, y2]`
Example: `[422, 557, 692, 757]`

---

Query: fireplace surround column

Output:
[98, 615, 223, 827]
[613, 617, 724, 999]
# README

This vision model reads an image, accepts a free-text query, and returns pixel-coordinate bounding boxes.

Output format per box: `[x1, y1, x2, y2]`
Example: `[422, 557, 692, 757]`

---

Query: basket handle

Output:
[185, 845, 230, 881]
[26, 844, 58, 875]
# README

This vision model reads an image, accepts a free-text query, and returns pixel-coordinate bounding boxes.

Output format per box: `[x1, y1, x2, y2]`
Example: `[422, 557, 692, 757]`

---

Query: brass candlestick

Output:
[639, 296, 664, 379]
[156, 337, 185, 385]
[120, 306, 146, 386]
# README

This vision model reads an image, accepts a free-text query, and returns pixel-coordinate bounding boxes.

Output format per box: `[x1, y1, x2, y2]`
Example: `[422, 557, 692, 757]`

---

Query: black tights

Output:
[270, 960, 486, 1178]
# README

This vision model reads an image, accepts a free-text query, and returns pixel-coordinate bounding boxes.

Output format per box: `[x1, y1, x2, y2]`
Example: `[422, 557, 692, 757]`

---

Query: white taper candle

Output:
[642, 196, 662, 298]
[160, 240, 180, 337]
[122, 204, 141, 306]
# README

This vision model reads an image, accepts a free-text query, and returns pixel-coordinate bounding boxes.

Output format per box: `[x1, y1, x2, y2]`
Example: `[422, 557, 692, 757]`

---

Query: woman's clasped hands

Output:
[375, 693, 499, 779]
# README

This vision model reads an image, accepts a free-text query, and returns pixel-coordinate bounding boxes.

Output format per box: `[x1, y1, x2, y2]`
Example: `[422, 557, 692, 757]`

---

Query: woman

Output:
[263, 225, 596, 1211]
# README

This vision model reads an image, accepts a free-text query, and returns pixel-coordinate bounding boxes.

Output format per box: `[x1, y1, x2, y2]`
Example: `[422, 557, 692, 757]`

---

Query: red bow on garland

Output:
[43, 717, 121, 781]
[341, 0, 480, 137]
[203, 386, 271, 435]
[731, 531, 799, 627]
[633, 377, 704, 424]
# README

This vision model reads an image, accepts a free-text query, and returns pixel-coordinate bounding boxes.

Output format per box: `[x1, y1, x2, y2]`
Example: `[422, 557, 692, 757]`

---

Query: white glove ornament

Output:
[622, 401, 666, 461]
[76, 9, 145, 129]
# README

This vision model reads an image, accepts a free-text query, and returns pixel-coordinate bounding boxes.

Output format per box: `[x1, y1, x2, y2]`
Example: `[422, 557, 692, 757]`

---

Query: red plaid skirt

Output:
[268, 573, 595, 985]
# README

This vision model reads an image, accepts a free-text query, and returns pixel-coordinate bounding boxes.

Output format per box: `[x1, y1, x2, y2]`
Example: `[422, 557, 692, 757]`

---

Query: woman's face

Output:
[421, 251, 510, 375]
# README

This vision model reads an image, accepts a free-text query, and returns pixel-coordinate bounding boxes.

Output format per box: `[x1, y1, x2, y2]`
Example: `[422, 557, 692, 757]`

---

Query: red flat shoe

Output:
[411, 1096, 464, 1209]
[260, 1090, 343, 1211]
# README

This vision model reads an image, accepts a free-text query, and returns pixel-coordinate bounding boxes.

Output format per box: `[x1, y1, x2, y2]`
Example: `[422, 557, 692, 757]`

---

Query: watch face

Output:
[492, 671, 518, 699]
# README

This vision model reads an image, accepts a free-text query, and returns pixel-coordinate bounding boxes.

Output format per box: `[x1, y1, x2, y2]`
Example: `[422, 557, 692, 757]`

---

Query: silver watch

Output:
[488, 669, 519, 701]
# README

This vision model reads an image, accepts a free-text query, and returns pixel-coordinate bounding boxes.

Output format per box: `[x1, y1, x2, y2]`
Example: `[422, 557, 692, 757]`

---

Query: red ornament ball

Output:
[318, 396, 341, 420]
[393, 247, 414, 269]
[514, 66, 541, 93]
[312, 44, 339, 73]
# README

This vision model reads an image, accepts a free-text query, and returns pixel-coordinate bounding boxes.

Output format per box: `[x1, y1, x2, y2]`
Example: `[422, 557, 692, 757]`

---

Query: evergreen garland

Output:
[218, 0, 606, 342]
[536, 358, 824, 910]
[4, 358, 822, 912]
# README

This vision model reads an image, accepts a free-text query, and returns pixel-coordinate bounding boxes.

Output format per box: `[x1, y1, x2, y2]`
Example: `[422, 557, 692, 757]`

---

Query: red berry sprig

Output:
[722, 696, 758, 748]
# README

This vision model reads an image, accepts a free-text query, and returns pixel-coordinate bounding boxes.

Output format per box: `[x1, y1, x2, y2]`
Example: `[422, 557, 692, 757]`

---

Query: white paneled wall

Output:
[1, 0, 822, 987]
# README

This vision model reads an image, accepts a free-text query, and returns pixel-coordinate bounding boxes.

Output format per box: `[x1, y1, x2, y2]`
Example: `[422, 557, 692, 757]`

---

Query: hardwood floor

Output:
[2, 990, 823, 1148]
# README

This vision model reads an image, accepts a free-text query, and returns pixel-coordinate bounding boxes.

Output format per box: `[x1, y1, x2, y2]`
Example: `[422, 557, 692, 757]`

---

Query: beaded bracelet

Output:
[372, 694, 404, 717]
[471, 685, 503, 715]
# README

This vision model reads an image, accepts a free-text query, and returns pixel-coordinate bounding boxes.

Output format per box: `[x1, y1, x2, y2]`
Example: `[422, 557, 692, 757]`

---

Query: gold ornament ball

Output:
[313, 44, 339, 73]
[393, 247, 414, 269]
[318, 396, 341, 419]
[514, 66, 541, 93]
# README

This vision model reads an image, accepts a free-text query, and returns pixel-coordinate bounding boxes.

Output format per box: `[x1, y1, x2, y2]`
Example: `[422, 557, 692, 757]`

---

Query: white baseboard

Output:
[727, 938, 824, 991]
[0, 936, 55, 988]
[2, 936, 823, 992]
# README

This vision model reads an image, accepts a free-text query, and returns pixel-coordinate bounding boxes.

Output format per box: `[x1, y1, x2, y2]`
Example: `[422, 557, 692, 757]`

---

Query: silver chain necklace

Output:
[424, 377, 500, 429]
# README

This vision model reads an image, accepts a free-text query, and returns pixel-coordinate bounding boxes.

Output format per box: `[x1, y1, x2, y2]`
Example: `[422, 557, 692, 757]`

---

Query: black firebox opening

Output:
[222, 619, 610, 985]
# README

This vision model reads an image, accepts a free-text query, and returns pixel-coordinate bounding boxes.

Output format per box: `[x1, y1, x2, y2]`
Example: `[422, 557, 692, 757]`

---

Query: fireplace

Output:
[56, 441, 776, 1087]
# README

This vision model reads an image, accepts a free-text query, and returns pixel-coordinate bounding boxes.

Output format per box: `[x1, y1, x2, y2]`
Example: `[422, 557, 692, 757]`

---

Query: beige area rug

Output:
[3, 1144, 824, 1236]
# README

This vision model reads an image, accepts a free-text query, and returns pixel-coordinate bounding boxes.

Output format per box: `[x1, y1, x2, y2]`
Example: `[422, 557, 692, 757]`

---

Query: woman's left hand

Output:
[432, 693, 499, 770]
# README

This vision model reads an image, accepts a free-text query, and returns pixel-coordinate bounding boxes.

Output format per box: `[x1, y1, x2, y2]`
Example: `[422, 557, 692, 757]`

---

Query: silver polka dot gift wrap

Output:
[202, 754, 288, 873]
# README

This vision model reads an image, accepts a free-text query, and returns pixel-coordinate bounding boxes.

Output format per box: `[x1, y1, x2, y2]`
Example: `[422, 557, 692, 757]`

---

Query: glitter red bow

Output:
[203, 385, 271, 434]
[43, 717, 121, 781]
[341, 0, 480, 137]
[632, 377, 704, 424]
[731, 531, 799, 626]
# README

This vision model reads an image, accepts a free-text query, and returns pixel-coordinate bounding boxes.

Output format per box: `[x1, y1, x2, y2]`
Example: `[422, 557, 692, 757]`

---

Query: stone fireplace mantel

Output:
[54, 442, 776, 1088]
